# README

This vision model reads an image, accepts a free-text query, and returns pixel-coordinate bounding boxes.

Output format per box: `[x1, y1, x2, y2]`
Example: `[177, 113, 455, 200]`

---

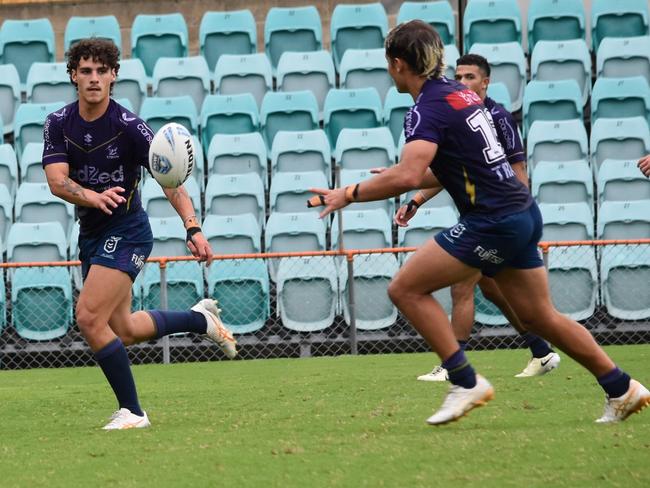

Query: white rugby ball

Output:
[148, 122, 195, 188]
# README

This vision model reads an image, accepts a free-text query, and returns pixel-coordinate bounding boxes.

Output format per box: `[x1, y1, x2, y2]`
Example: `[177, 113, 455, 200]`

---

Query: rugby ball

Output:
[148, 122, 195, 188]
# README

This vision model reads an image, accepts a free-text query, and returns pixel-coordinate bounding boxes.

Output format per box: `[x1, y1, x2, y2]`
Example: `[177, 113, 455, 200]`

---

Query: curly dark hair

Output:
[66, 38, 121, 92]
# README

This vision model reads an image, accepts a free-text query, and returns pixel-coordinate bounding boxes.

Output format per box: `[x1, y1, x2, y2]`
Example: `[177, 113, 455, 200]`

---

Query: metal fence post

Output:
[159, 260, 170, 365]
[541, 244, 550, 270]
[346, 252, 358, 355]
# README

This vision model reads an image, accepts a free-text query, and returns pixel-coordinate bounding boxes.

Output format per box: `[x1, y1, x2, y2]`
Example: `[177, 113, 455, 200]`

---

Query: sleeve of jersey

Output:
[129, 118, 155, 170]
[502, 111, 525, 165]
[404, 100, 447, 145]
[41, 114, 68, 167]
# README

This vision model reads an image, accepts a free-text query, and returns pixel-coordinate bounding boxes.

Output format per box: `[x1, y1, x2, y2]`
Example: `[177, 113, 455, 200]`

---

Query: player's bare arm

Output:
[638, 154, 650, 177]
[511, 160, 529, 188]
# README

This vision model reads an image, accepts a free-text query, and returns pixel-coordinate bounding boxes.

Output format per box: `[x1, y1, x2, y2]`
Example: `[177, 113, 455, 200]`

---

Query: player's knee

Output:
[387, 280, 405, 306]
[75, 302, 106, 337]
[451, 282, 474, 302]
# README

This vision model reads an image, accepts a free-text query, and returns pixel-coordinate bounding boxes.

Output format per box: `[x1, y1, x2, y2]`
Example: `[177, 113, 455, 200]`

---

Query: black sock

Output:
[598, 367, 631, 398]
[521, 332, 553, 358]
[441, 348, 477, 389]
[149, 310, 207, 338]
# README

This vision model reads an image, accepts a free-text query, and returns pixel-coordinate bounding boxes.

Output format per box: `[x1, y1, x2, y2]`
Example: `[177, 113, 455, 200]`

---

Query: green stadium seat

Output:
[141, 176, 201, 219]
[601, 246, 650, 320]
[13, 102, 65, 158]
[590, 117, 650, 173]
[539, 202, 594, 241]
[597, 200, 650, 239]
[486, 82, 511, 111]
[0, 63, 20, 135]
[200, 10, 256, 72]
[64, 15, 121, 51]
[113, 58, 147, 114]
[0, 143, 18, 196]
[26, 62, 76, 104]
[397, 1, 456, 46]
[323, 87, 382, 148]
[332, 208, 392, 250]
[597, 159, 650, 204]
[0, 18, 55, 88]
[15, 182, 75, 234]
[596, 35, 650, 83]
[591, 76, 650, 125]
[334, 127, 395, 171]
[202, 214, 261, 255]
[527, 119, 588, 171]
[114, 98, 134, 113]
[383, 86, 413, 146]
[19, 142, 46, 183]
[532, 160, 593, 207]
[148, 217, 188, 258]
[131, 13, 188, 78]
[260, 90, 319, 150]
[0, 184, 12, 249]
[340, 48, 393, 102]
[139, 96, 198, 135]
[527, 0, 585, 50]
[152, 56, 210, 112]
[200, 93, 259, 151]
[214, 53, 273, 109]
[270, 129, 331, 184]
[523, 79, 583, 137]
[207, 132, 267, 187]
[444, 43, 461, 79]
[7, 221, 67, 263]
[592, 0, 649, 51]
[340, 168, 394, 217]
[264, 6, 322, 72]
[143, 260, 204, 311]
[204, 173, 265, 228]
[547, 247, 597, 321]
[269, 171, 328, 214]
[463, 0, 521, 53]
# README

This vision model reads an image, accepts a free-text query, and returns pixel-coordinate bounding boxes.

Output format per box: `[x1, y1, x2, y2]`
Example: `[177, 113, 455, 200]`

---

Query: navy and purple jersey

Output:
[483, 96, 525, 166]
[404, 77, 532, 217]
[42, 99, 153, 235]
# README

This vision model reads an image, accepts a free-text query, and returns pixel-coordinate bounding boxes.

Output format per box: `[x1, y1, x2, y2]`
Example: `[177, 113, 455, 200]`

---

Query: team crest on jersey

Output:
[448, 223, 466, 239]
[106, 144, 119, 160]
[121, 112, 136, 123]
[84, 133, 93, 145]
[103, 236, 123, 254]
[151, 154, 172, 174]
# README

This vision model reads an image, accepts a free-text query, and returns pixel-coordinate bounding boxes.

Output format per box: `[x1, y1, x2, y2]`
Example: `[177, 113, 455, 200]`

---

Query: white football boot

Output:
[102, 408, 151, 430]
[426, 375, 495, 425]
[417, 365, 449, 382]
[192, 299, 237, 359]
[515, 352, 561, 378]
[596, 379, 650, 423]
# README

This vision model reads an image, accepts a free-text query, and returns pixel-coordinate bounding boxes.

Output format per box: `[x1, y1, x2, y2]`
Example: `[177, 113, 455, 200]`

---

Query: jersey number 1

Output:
[466, 109, 505, 164]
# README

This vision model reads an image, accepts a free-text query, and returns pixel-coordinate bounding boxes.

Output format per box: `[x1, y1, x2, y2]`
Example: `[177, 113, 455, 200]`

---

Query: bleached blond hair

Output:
[385, 20, 446, 79]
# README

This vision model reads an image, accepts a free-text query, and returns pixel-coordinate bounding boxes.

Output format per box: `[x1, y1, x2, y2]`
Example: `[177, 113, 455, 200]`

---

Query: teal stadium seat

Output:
[323, 87, 382, 148]
[596, 35, 650, 83]
[0, 63, 20, 134]
[7, 221, 67, 263]
[592, 0, 649, 51]
[207, 258, 269, 334]
[601, 246, 650, 320]
[214, 53, 273, 109]
[397, 1, 456, 46]
[64, 15, 121, 51]
[270, 129, 331, 183]
[264, 6, 322, 72]
[0, 18, 55, 88]
[269, 171, 328, 214]
[531, 39, 591, 106]
[340, 169, 395, 216]
[597, 200, 650, 239]
[207, 132, 267, 187]
[470, 42, 526, 112]
[401, 187, 456, 210]
[113, 58, 147, 114]
[141, 176, 201, 219]
[199, 10, 256, 72]
[590, 117, 650, 172]
[526, 119, 588, 171]
[334, 127, 395, 171]
[532, 160, 593, 207]
[152, 56, 210, 112]
[591, 76, 650, 125]
[260, 90, 319, 150]
[539, 202, 594, 241]
[19, 142, 46, 183]
[547, 247, 598, 321]
[26, 62, 77, 104]
[397, 206, 457, 248]
[330, 3, 388, 71]
[200, 93, 259, 151]
[142, 260, 203, 311]
[383, 86, 413, 146]
[15, 182, 74, 234]
[14, 102, 64, 158]
[114, 97, 134, 113]
[486, 82, 512, 111]
[148, 217, 187, 257]
[444, 43, 461, 79]
[527, 0, 585, 50]
[276, 256, 338, 332]
[139, 96, 198, 135]
[131, 13, 188, 78]
[204, 173, 265, 228]
[340, 48, 393, 102]
[474, 284, 508, 326]
[597, 159, 650, 204]
[522, 79, 582, 137]
[332, 208, 392, 250]
[463, 0, 521, 53]
[0, 143, 18, 196]
[339, 253, 398, 331]
[203, 214, 261, 255]
[0, 184, 12, 248]
[276, 50, 336, 117]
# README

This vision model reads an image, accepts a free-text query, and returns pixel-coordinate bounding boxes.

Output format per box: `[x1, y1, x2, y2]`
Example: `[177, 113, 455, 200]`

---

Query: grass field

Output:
[1, 345, 649, 487]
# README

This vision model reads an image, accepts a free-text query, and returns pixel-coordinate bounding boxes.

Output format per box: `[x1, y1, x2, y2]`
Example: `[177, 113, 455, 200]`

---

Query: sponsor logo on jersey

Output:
[72, 164, 125, 185]
[103, 236, 123, 254]
[131, 253, 145, 270]
[122, 112, 136, 123]
[446, 89, 482, 110]
[53, 108, 67, 119]
[473, 245, 504, 264]
[106, 144, 119, 160]
[497, 117, 516, 151]
[404, 106, 421, 138]
[137, 123, 153, 143]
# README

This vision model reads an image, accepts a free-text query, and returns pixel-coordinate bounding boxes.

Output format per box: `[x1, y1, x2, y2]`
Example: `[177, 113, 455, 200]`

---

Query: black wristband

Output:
[352, 183, 360, 200]
[186, 226, 202, 244]
[406, 199, 420, 214]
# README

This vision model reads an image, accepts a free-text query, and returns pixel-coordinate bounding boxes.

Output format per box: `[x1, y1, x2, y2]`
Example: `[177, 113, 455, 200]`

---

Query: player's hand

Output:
[93, 187, 126, 215]
[309, 187, 350, 218]
[369, 167, 388, 175]
[187, 231, 213, 266]
[638, 154, 650, 177]
[394, 203, 418, 227]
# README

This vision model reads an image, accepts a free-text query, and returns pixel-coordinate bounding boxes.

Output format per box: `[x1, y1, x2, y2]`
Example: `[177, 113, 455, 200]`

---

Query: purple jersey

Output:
[483, 96, 525, 166]
[42, 99, 153, 235]
[404, 77, 532, 217]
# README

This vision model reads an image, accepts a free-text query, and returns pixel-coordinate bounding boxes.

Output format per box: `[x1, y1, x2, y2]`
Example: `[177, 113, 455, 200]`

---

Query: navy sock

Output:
[521, 332, 553, 358]
[442, 348, 477, 389]
[598, 367, 631, 398]
[457, 340, 468, 351]
[149, 310, 207, 339]
[94, 338, 144, 417]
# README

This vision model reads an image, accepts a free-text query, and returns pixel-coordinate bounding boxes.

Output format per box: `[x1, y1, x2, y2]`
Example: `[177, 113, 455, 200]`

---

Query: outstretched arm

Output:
[639, 155, 650, 178]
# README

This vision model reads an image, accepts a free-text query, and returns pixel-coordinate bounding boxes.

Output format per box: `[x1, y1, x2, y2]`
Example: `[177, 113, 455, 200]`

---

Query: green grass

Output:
[1, 346, 649, 487]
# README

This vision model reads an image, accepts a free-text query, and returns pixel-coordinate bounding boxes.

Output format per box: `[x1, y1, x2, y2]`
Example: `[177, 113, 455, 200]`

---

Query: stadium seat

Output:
[141, 176, 201, 219]
[202, 214, 261, 255]
[64, 15, 121, 51]
[260, 90, 319, 150]
[526, 119, 588, 171]
[19, 142, 46, 183]
[113, 58, 147, 115]
[339, 253, 398, 330]
[592, 0, 649, 51]
[26, 62, 76, 105]
[486, 82, 511, 111]
[397, 1, 456, 46]
[7, 221, 67, 263]
[0, 143, 18, 196]
[152, 56, 210, 112]
[331, 208, 392, 250]
[207, 258, 270, 333]
[204, 173, 265, 228]
[596, 35, 650, 83]
[142, 260, 203, 311]
[269, 171, 328, 214]
[474, 284, 508, 326]
[264, 6, 322, 72]
[597, 200, 650, 239]
[330, 3, 388, 71]
[0, 63, 20, 135]
[270, 129, 331, 183]
[276, 256, 338, 332]
[401, 188, 456, 210]
[601, 246, 650, 320]
[591, 76, 650, 125]
[14, 102, 64, 158]
[148, 217, 187, 257]
[590, 117, 650, 172]
[139, 96, 198, 135]
[334, 127, 395, 171]
[0, 18, 55, 88]
[383, 86, 413, 146]
[214, 53, 273, 109]
[463, 0, 521, 53]
[530, 39, 591, 106]
[397, 206, 457, 248]
[539, 202, 594, 241]
[469, 42, 526, 112]
[130, 13, 188, 78]
[200, 93, 259, 151]
[522, 79, 583, 137]
[114, 98, 135, 113]
[0, 184, 12, 248]
[207, 132, 267, 187]
[443, 43, 461, 80]
[339, 169, 395, 216]
[276, 50, 336, 117]
[199, 10, 256, 72]
[15, 182, 74, 234]
[323, 87, 382, 148]
[339, 48, 393, 102]
[531, 160, 593, 207]
[547, 247, 598, 321]
[597, 159, 650, 204]
[527, 0, 586, 50]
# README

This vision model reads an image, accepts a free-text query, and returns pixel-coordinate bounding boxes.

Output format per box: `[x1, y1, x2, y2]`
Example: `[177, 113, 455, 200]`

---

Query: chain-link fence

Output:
[1, 240, 650, 370]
